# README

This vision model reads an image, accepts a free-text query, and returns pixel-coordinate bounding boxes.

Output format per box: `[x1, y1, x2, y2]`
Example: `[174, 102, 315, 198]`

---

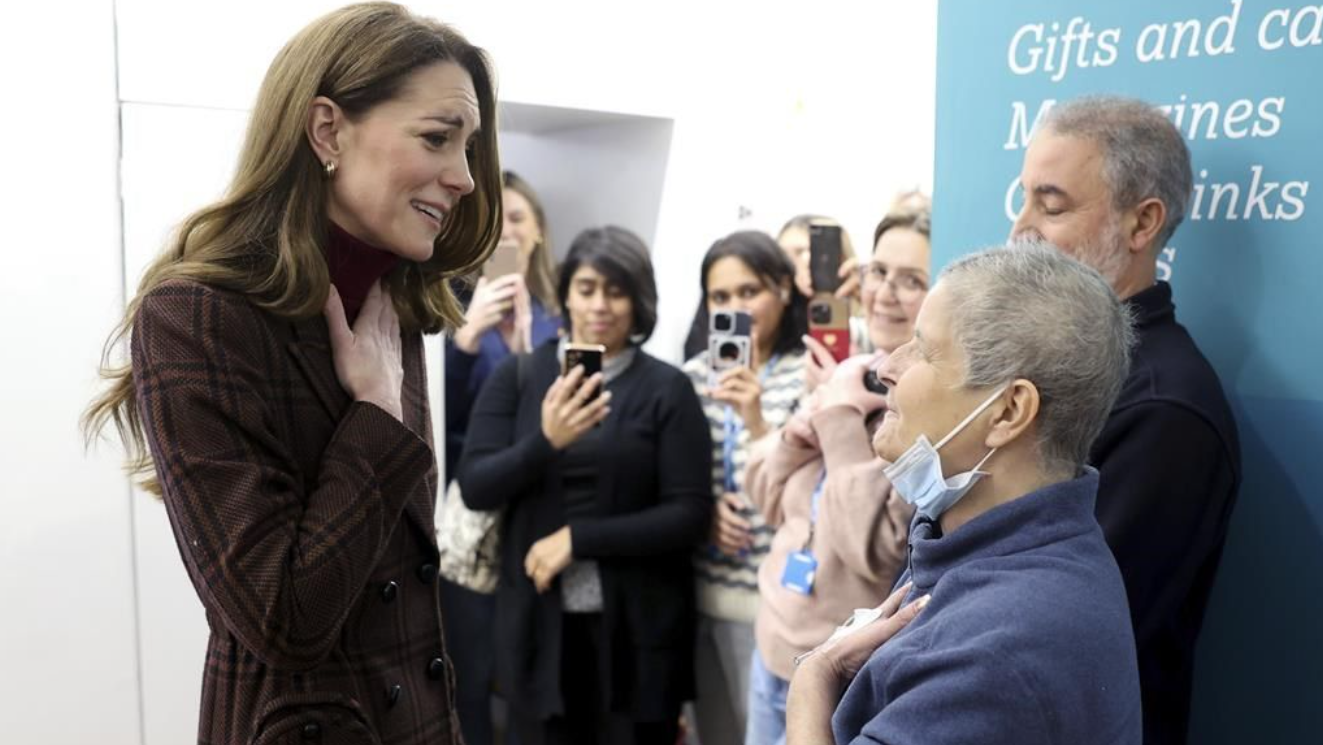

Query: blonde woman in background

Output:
[775, 214, 872, 358]
[441, 169, 563, 745]
[445, 170, 562, 478]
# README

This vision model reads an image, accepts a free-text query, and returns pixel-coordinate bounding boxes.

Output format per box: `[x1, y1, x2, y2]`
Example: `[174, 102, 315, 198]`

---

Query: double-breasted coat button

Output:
[427, 657, 446, 680]
[417, 563, 438, 584]
[302, 721, 320, 739]
[381, 581, 399, 603]
[387, 684, 402, 708]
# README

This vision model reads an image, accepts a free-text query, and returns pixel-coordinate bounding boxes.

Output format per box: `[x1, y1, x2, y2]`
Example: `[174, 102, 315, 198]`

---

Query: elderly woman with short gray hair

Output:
[786, 241, 1142, 745]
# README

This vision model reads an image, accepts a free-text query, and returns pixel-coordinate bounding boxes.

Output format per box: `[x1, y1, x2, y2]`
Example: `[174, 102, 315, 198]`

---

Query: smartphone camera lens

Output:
[718, 341, 741, 362]
[810, 302, 832, 325]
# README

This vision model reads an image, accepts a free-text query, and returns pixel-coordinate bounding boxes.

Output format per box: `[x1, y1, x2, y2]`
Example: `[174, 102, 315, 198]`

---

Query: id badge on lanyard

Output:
[781, 469, 826, 596]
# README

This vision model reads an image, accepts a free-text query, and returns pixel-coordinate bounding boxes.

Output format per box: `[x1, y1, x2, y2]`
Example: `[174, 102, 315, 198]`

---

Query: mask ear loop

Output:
[970, 447, 997, 473]
[940, 445, 997, 491]
[934, 384, 1010, 451]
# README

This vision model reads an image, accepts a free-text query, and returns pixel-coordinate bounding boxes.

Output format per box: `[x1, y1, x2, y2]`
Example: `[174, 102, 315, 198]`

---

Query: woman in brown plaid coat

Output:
[84, 4, 502, 743]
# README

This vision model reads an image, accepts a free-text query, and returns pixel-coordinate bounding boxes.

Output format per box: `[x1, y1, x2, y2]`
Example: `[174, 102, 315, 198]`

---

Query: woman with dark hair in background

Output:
[441, 170, 561, 745]
[682, 231, 809, 745]
[459, 226, 712, 745]
[683, 216, 861, 361]
[83, 4, 500, 742]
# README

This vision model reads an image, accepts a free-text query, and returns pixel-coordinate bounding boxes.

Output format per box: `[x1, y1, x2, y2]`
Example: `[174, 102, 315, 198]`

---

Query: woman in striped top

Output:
[682, 231, 809, 745]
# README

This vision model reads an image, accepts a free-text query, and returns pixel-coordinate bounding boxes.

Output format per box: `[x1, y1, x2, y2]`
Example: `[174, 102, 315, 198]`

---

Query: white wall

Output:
[0, 2, 141, 743]
[500, 112, 675, 260]
[0, 1, 936, 742]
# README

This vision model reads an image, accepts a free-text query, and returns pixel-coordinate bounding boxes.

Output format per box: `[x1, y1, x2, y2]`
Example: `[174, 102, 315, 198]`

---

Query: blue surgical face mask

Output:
[883, 386, 1007, 520]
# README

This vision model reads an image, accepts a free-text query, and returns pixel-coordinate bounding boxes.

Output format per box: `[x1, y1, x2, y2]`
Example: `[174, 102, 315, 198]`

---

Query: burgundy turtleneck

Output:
[325, 222, 400, 325]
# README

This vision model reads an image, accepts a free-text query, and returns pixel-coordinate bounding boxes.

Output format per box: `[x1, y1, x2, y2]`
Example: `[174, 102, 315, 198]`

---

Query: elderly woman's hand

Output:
[805, 582, 927, 680]
[786, 583, 930, 745]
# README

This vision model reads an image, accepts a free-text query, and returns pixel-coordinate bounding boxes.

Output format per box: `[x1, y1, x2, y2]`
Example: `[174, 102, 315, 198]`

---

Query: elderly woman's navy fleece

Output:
[832, 469, 1142, 745]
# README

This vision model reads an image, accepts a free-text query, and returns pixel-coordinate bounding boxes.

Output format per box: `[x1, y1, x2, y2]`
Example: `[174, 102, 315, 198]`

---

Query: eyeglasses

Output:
[860, 263, 929, 301]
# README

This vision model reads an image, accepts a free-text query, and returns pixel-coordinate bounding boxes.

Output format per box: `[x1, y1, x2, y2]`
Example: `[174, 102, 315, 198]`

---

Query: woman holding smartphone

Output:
[446, 170, 561, 481]
[682, 231, 809, 745]
[682, 216, 861, 361]
[458, 226, 712, 745]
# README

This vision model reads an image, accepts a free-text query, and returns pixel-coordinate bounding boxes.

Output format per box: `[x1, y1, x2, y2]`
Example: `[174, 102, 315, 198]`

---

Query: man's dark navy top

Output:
[1091, 280, 1241, 745]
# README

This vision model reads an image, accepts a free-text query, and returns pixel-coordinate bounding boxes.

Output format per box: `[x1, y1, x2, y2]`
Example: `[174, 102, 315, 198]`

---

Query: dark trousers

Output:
[439, 577, 499, 745]
[512, 613, 679, 745]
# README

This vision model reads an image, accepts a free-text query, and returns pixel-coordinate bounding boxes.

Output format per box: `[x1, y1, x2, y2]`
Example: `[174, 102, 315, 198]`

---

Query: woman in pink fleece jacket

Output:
[742, 205, 931, 745]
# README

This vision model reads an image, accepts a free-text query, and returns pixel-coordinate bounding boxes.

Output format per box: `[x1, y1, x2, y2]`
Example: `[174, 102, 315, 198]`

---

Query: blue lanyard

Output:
[805, 468, 827, 550]
[720, 354, 780, 493]
[721, 410, 740, 492]
[810, 468, 826, 524]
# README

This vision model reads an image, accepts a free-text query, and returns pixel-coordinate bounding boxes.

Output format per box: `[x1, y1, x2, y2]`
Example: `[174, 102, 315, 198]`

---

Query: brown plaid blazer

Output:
[132, 280, 461, 745]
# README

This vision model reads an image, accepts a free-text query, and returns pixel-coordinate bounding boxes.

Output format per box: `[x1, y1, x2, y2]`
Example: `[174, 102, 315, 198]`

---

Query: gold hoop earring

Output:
[323, 160, 338, 179]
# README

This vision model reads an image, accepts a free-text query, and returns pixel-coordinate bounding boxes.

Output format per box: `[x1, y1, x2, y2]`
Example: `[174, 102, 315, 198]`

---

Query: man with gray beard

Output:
[1011, 95, 1241, 745]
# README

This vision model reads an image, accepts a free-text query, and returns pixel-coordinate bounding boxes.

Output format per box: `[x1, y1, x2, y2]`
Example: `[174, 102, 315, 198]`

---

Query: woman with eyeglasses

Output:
[742, 202, 931, 745]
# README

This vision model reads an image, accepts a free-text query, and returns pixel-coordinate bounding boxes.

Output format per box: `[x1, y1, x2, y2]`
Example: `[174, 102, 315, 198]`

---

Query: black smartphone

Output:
[563, 343, 606, 401]
[809, 223, 843, 294]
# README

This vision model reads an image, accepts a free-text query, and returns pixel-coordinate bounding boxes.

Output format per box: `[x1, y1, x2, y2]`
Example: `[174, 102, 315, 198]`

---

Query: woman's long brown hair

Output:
[83, 3, 502, 494]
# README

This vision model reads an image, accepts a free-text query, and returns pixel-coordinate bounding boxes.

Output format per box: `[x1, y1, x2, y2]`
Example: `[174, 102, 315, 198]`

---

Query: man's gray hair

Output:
[1042, 95, 1193, 249]
[941, 241, 1136, 475]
